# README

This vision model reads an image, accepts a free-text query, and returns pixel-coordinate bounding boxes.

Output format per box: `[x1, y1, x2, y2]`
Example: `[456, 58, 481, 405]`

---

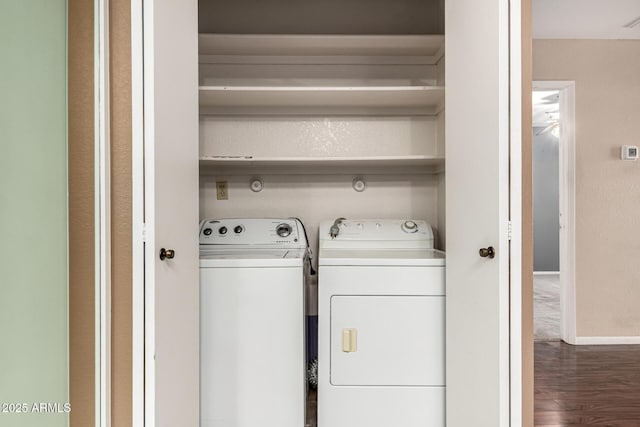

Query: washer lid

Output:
[319, 248, 445, 267]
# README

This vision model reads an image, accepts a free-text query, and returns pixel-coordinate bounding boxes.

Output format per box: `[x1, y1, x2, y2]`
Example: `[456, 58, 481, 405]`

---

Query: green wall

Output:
[0, 1, 69, 426]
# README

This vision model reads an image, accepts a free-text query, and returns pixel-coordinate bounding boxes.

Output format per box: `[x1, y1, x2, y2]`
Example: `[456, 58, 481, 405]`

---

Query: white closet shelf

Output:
[199, 34, 444, 61]
[199, 155, 445, 170]
[199, 86, 444, 111]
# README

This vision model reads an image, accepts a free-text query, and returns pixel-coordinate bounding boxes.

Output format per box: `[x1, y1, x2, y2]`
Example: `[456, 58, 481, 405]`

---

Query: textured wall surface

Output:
[521, 0, 534, 423]
[200, 116, 441, 158]
[68, 0, 95, 425]
[534, 39, 640, 338]
[201, 173, 445, 255]
[200, 115, 446, 250]
[110, 0, 133, 425]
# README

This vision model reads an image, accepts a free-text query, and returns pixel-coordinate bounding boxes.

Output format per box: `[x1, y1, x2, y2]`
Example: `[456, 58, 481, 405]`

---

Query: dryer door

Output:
[330, 295, 445, 386]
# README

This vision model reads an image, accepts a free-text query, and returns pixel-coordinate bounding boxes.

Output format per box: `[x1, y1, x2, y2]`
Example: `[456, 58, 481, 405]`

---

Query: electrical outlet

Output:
[216, 181, 228, 200]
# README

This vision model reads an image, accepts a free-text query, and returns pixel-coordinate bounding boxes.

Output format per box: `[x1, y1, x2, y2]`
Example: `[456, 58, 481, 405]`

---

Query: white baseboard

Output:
[575, 336, 640, 345]
[533, 271, 560, 276]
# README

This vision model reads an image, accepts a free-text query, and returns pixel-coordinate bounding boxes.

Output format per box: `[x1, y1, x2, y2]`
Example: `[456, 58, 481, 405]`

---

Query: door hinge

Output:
[141, 222, 147, 242]
[507, 221, 513, 241]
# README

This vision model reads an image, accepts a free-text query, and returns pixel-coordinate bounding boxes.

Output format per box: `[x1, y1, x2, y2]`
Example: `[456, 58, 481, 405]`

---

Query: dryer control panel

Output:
[200, 218, 306, 248]
[319, 219, 434, 249]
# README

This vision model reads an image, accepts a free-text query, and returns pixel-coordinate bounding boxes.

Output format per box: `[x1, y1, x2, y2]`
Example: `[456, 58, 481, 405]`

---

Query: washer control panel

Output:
[200, 218, 305, 247]
[276, 223, 292, 237]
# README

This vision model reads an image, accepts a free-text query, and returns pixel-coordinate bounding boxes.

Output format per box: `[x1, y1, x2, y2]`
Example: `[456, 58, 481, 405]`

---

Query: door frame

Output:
[509, 1, 524, 425]
[95, 0, 112, 424]
[128, 1, 527, 425]
[532, 81, 577, 344]
[131, 0, 145, 424]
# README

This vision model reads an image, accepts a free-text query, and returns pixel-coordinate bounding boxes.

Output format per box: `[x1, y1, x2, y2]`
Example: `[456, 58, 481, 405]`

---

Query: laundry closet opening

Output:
[198, 0, 446, 252]
[197, 1, 446, 425]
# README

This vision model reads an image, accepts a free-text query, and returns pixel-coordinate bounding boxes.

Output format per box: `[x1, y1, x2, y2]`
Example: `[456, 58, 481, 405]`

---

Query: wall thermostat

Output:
[621, 145, 638, 160]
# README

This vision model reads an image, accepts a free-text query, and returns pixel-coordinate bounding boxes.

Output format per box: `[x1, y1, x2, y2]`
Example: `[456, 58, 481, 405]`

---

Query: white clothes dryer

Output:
[199, 218, 309, 427]
[317, 219, 446, 427]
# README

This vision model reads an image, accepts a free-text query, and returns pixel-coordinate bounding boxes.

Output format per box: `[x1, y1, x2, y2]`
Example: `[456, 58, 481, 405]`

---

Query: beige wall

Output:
[533, 40, 640, 338]
[110, 0, 133, 426]
[521, 1, 533, 426]
[68, 0, 95, 425]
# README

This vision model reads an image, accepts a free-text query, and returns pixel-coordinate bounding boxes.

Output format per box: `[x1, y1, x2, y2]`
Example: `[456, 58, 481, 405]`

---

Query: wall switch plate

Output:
[216, 181, 228, 200]
[621, 145, 638, 160]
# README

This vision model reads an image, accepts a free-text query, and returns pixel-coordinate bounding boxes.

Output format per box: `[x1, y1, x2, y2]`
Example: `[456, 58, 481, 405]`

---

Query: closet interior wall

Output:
[198, 0, 447, 258]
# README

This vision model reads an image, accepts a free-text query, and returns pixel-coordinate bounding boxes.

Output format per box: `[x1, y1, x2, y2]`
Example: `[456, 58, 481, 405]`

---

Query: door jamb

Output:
[131, 0, 145, 425]
[532, 81, 577, 345]
[509, 0, 523, 425]
[95, 0, 112, 425]
[126, 1, 533, 425]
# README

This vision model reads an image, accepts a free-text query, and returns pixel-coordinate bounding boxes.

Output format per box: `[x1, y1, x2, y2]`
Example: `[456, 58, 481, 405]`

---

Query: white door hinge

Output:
[507, 221, 513, 241]
[141, 222, 147, 242]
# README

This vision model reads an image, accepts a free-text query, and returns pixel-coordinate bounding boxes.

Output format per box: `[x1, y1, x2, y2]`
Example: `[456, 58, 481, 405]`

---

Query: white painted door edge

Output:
[509, 0, 523, 425]
[533, 81, 576, 346]
[533, 271, 560, 276]
[95, 0, 112, 425]
[131, 0, 145, 425]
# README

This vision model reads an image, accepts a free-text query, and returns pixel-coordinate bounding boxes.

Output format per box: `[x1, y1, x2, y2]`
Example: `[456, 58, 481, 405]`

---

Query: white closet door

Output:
[141, 0, 200, 426]
[445, 0, 514, 426]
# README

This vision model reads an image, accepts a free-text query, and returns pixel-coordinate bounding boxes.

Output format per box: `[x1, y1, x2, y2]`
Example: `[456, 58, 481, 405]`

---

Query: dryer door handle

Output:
[342, 328, 358, 352]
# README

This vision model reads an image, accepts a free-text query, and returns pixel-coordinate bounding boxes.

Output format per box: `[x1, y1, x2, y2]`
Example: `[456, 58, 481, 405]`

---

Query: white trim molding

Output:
[131, 0, 145, 426]
[95, 0, 111, 425]
[575, 336, 640, 345]
[509, 0, 523, 425]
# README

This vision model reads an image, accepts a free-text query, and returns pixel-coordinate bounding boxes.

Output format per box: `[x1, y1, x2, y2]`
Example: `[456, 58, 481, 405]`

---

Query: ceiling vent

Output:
[623, 16, 640, 29]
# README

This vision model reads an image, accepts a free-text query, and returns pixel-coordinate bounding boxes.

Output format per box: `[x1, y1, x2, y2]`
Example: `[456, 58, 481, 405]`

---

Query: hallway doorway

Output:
[532, 82, 576, 344]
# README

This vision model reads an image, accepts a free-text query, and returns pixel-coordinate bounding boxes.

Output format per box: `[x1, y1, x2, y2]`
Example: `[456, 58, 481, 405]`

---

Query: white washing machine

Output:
[199, 218, 308, 427]
[318, 219, 446, 427]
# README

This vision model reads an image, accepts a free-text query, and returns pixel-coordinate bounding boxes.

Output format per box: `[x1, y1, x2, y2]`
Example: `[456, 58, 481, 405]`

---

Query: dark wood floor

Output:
[306, 388, 317, 427]
[535, 341, 640, 426]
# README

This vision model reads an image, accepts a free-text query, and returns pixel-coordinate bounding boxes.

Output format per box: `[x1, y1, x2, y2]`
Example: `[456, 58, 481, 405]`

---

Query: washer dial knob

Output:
[218, 226, 228, 235]
[276, 223, 292, 238]
[203, 228, 212, 236]
[401, 220, 419, 233]
[234, 225, 244, 234]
